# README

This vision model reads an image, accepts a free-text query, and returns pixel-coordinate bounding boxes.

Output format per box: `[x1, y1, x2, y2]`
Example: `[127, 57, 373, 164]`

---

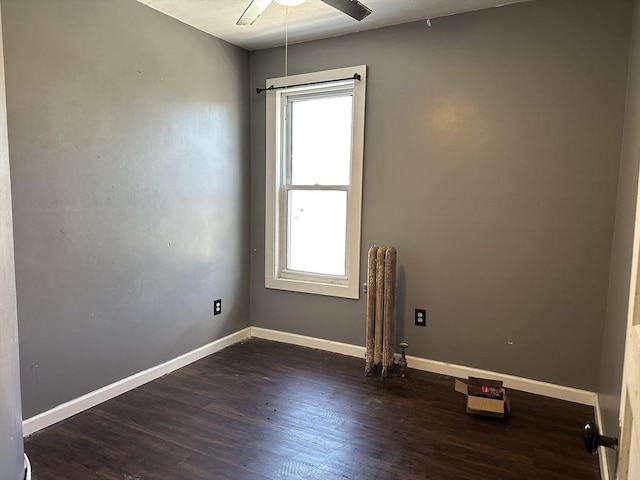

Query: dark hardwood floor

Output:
[24, 339, 599, 479]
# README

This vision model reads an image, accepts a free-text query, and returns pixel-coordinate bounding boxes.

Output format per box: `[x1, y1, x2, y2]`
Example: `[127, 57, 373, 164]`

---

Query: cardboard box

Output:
[454, 377, 510, 418]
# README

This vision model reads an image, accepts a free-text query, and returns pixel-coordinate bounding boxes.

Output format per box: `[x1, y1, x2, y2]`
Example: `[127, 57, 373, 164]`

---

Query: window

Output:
[265, 65, 366, 299]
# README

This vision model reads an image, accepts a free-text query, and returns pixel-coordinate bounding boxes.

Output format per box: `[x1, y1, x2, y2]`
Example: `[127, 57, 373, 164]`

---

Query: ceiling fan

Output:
[236, 0, 372, 26]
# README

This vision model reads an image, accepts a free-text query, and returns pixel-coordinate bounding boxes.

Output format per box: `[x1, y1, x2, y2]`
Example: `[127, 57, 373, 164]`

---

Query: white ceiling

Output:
[136, 0, 530, 51]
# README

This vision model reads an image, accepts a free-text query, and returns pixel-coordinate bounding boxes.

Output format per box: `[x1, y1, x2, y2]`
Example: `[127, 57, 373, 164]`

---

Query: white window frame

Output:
[265, 65, 366, 299]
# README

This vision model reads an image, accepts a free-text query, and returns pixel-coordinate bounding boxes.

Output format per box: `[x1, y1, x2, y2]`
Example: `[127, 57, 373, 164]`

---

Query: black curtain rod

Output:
[256, 73, 361, 94]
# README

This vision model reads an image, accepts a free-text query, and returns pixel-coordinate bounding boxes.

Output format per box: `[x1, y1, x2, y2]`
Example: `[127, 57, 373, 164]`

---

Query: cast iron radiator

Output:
[364, 245, 397, 378]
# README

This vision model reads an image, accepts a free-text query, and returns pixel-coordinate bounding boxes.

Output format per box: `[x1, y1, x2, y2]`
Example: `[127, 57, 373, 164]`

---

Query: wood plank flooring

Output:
[24, 339, 600, 479]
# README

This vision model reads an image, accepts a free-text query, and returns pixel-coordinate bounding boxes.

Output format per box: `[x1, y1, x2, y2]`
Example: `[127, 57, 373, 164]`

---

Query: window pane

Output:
[290, 95, 353, 186]
[287, 190, 347, 276]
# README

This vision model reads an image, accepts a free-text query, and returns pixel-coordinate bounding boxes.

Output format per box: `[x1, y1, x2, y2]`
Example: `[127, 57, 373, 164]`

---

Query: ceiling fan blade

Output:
[320, 0, 372, 21]
[236, 0, 274, 26]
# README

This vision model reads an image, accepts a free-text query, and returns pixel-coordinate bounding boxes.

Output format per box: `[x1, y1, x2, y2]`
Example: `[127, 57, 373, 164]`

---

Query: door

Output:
[618, 174, 640, 479]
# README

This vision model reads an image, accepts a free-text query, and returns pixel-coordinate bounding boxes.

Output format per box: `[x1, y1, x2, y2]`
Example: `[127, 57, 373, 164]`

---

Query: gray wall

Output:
[0, 1, 24, 478]
[598, 0, 640, 476]
[3, 0, 250, 419]
[249, 0, 632, 390]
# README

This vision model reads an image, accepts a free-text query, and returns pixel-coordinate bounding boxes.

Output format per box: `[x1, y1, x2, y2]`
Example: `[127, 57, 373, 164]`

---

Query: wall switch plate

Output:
[214, 299, 222, 316]
[415, 309, 426, 326]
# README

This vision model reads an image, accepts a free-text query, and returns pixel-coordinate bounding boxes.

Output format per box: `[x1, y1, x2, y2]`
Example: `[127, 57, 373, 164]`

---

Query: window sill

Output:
[265, 276, 360, 299]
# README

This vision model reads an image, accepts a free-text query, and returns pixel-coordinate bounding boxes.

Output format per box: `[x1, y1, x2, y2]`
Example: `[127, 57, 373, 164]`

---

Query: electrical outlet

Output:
[214, 299, 222, 316]
[415, 309, 426, 326]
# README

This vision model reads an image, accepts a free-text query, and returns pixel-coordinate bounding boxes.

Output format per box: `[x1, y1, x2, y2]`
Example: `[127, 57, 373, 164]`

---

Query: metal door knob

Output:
[582, 422, 618, 455]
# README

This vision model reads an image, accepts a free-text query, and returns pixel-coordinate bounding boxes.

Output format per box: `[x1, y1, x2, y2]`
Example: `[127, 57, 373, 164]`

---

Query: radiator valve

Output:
[398, 342, 409, 378]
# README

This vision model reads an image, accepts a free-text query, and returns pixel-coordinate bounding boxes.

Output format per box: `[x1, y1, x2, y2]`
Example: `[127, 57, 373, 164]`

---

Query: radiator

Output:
[365, 245, 397, 378]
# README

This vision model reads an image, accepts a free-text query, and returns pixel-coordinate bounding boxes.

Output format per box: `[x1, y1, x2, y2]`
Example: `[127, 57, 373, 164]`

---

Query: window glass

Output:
[287, 190, 347, 276]
[290, 95, 353, 186]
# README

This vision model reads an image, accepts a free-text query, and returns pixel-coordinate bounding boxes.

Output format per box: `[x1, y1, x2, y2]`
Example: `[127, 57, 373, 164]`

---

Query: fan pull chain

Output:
[284, 5, 289, 88]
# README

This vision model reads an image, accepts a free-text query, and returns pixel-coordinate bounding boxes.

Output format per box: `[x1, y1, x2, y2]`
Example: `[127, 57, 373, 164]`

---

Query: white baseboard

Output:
[594, 394, 611, 480]
[250, 327, 595, 406]
[22, 327, 251, 436]
[250, 327, 365, 358]
[406, 355, 595, 406]
[22, 326, 596, 437]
